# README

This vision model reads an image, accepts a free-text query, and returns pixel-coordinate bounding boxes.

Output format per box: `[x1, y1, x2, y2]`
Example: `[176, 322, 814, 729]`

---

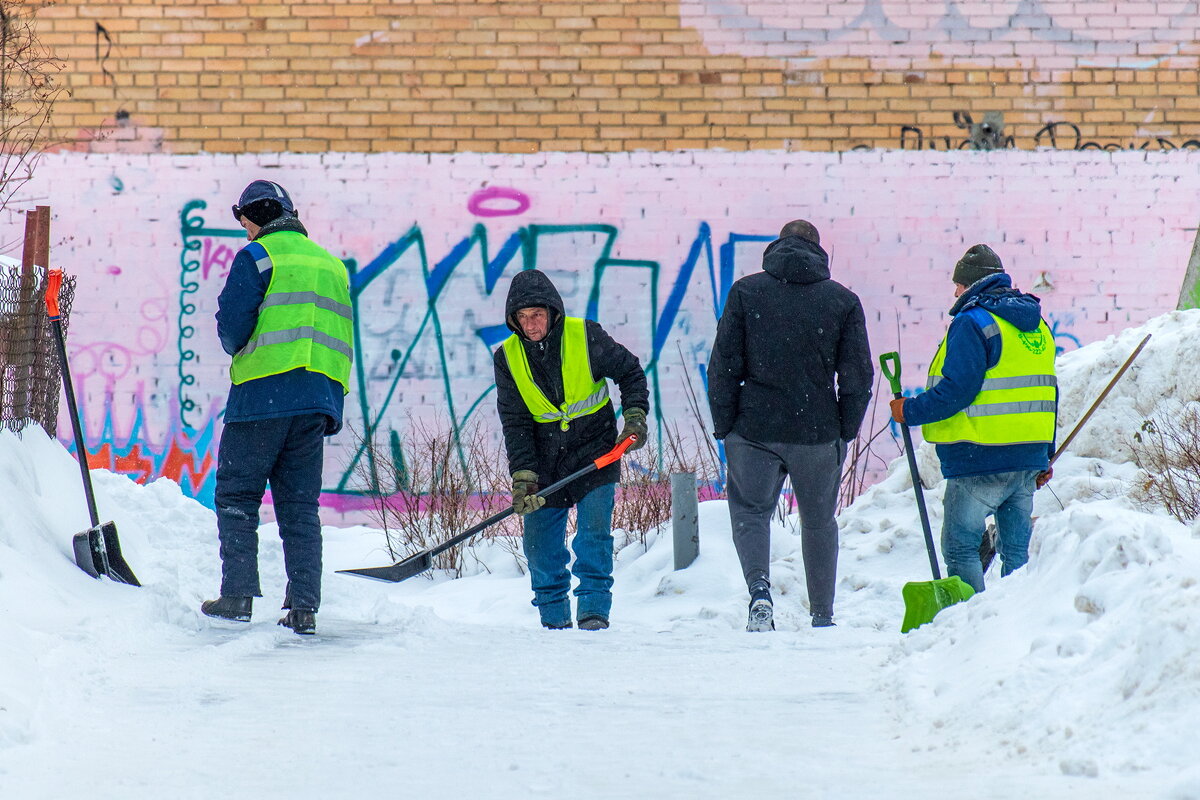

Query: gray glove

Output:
[511, 470, 545, 515]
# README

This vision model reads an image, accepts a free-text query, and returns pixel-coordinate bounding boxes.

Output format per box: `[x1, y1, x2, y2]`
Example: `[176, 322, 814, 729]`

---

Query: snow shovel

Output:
[45, 269, 141, 586]
[979, 332, 1152, 572]
[879, 352, 974, 633]
[338, 434, 639, 583]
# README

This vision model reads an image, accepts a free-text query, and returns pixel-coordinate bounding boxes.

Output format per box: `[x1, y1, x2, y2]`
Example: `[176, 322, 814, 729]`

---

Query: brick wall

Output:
[35, 0, 1200, 154]
[3, 150, 1195, 513]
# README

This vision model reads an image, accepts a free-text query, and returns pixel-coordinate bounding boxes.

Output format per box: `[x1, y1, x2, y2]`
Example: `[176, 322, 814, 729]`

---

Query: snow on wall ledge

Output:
[3, 149, 1196, 516]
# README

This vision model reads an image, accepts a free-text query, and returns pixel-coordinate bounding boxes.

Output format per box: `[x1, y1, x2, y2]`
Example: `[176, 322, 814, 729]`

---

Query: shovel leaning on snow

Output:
[338, 434, 639, 583]
[44, 268, 140, 586]
[879, 352, 974, 632]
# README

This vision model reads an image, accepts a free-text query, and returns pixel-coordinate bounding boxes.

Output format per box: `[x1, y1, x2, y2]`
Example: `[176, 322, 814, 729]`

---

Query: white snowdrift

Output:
[855, 310, 1200, 796]
[0, 310, 1198, 797]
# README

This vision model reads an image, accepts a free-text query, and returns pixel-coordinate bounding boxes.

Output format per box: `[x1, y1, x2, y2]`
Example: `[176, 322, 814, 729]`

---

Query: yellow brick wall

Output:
[32, 0, 1200, 153]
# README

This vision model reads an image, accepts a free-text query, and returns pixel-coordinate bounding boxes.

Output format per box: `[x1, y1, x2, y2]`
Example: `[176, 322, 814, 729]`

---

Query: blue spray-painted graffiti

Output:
[166, 199, 776, 507]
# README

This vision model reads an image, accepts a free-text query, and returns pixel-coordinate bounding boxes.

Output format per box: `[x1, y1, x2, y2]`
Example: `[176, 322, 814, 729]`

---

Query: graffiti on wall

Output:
[22, 151, 1195, 518]
[682, 0, 1200, 67]
[170, 192, 775, 509]
[870, 113, 1200, 152]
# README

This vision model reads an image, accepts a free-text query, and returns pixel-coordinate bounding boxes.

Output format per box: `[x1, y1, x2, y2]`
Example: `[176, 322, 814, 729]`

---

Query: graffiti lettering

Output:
[94, 22, 114, 86]
[169, 198, 776, 507]
[1032, 121, 1200, 152]
[872, 114, 1199, 152]
[199, 238, 236, 281]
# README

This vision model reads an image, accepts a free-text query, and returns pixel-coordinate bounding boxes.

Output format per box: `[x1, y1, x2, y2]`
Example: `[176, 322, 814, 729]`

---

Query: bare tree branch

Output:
[0, 1, 67, 223]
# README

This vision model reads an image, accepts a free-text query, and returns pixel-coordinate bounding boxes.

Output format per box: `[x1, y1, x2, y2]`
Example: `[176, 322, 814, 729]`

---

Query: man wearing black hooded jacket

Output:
[493, 269, 649, 630]
[708, 220, 873, 632]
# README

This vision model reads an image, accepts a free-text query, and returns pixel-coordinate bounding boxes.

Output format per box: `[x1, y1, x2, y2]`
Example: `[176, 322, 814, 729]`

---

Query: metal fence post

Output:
[671, 471, 699, 570]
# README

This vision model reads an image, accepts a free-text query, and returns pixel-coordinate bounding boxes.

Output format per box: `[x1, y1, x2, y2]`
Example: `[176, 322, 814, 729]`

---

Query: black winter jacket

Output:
[493, 270, 650, 507]
[707, 235, 873, 445]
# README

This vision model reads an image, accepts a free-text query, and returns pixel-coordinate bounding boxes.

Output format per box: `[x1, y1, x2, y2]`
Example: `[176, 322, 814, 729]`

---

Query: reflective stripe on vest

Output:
[921, 313, 1057, 445]
[502, 316, 610, 431]
[230, 231, 354, 393]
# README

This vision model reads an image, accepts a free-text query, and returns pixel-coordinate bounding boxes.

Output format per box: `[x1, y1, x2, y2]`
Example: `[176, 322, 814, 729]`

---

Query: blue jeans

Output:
[521, 482, 616, 625]
[941, 469, 1039, 593]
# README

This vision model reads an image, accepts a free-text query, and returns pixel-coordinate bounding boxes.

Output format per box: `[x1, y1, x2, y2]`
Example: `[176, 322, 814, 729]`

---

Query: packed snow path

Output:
[0, 599, 1149, 799]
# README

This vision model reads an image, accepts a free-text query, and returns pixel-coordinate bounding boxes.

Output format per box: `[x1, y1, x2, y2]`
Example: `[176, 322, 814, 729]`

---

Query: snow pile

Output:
[844, 311, 1200, 795]
[1, 310, 1199, 796]
[1054, 309, 1200, 463]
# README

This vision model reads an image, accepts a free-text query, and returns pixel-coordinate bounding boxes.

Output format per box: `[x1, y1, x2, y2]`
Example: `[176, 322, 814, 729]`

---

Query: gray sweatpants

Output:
[724, 432, 846, 617]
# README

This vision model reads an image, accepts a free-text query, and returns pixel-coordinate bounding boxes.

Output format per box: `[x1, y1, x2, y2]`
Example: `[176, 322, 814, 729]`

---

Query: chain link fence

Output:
[0, 264, 76, 435]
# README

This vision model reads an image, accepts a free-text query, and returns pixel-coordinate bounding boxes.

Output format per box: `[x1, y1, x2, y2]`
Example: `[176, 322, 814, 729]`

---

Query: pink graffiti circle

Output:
[467, 187, 531, 217]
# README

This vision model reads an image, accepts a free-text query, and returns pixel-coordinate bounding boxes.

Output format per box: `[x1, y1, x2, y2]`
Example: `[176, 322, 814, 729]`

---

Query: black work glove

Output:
[619, 408, 648, 451]
[511, 470, 545, 515]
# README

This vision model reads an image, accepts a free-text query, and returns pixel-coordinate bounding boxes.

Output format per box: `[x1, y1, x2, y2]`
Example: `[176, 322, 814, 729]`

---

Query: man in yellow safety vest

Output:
[201, 180, 352, 636]
[493, 269, 649, 630]
[890, 244, 1056, 593]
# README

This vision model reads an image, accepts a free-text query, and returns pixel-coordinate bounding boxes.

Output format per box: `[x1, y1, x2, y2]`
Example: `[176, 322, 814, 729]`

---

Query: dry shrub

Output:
[613, 421, 722, 552]
[1129, 406, 1200, 523]
[351, 418, 524, 577]
[612, 449, 671, 552]
[838, 370, 893, 512]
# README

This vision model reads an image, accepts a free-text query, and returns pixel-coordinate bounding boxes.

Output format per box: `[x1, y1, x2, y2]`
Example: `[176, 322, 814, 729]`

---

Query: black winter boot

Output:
[746, 579, 774, 632]
[201, 596, 252, 622]
[578, 615, 609, 631]
[278, 609, 316, 635]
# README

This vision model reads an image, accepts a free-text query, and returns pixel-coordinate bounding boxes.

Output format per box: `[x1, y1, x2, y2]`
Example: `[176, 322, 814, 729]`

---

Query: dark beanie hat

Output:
[953, 244, 1004, 287]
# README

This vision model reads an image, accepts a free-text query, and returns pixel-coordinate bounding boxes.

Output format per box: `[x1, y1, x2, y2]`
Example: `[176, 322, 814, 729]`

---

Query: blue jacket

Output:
[215, 217, 347, 435]
[903, 273, 1055, 478]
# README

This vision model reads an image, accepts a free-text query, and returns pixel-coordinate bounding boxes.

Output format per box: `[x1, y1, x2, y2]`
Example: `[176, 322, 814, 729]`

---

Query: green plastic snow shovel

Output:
[879, 352, 974, 632]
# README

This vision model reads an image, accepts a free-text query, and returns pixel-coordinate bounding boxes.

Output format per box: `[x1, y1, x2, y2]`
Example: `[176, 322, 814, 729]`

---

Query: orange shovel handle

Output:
[593, 434, 637, 469]
[44, 268, 63, 319]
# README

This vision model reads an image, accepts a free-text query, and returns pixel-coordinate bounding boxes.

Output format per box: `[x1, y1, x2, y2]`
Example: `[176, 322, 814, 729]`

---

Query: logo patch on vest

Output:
[1017, 329, 1048, 355]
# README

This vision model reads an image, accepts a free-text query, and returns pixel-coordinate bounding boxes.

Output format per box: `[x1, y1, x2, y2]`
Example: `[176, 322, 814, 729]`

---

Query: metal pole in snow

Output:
[671, 471, 699, 570]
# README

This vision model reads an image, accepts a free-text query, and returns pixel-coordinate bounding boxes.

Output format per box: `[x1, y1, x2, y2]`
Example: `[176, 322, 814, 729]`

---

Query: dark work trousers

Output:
[724, 432, 846, 617]
[215, 413, 328, 611]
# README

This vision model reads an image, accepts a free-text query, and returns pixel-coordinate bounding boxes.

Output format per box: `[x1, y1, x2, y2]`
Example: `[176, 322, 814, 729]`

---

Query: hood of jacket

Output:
[252, 214, 308, 240]
[761, 235, 831, 285]
[504, 269, 566, 338]
[950, 272, 1043, 332]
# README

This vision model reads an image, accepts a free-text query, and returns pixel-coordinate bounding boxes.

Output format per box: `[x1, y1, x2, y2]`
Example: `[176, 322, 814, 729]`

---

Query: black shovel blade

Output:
[72, 529, 102, 579]
[337, 550, 433, 583]
[72, 521, 141, 586]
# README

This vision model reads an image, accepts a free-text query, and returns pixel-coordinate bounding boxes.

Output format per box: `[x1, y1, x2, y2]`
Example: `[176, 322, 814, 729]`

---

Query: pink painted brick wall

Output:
[4, 150, 1195, 515]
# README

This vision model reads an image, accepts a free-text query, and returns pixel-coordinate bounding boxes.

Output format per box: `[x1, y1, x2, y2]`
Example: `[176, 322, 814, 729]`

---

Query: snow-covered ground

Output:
[3, 312, 1200, 799]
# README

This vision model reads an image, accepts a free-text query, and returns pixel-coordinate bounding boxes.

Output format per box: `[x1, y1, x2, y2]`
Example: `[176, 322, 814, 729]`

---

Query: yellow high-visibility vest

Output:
[922, 312, 1056, 445]
[230, 231, 353, 393]
[502, 316, 609, 431]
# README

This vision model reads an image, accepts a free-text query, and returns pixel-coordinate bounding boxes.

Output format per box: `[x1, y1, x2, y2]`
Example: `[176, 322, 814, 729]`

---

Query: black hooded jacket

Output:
[707, 235, 873, 444]
[493, 270, 650, 507]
